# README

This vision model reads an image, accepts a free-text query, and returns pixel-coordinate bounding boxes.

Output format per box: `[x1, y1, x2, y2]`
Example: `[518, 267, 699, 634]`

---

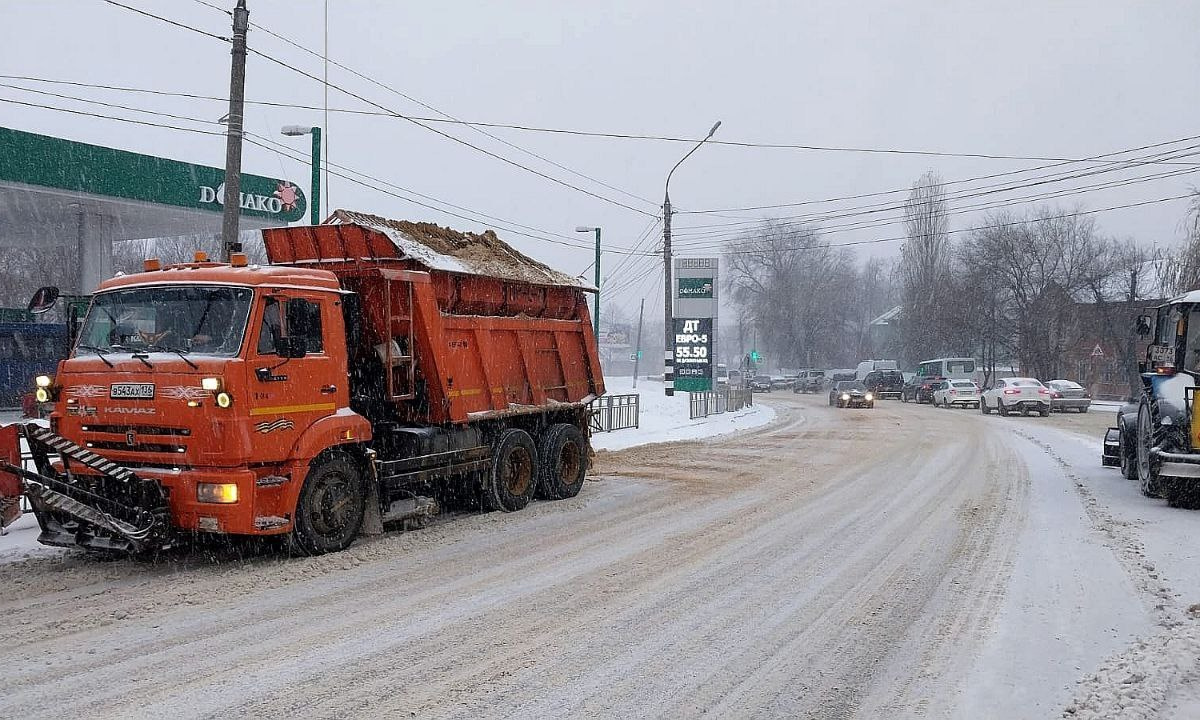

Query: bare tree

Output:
[899, 171, 951, 364]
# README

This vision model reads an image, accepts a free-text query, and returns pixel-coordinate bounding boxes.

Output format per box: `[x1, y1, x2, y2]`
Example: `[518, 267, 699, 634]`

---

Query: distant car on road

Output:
[1046, 379, 1091, 413]
[933, 379, 981, 409]
[980, 377, 1050, 416]
[901, 375, 940, 404]
[750, 374, 773, 393]
[770, 375, 791, 390]
[829, 380, 874, 409]
[794, 369, 826, 393]
[863, 369, 904, 399]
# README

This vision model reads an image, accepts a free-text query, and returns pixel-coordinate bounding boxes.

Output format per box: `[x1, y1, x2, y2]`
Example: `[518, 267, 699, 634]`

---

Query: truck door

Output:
[249, 292, 341, 463]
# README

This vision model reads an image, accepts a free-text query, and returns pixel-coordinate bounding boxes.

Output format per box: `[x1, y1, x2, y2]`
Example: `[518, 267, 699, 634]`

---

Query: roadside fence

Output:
[689, 385, 754, 420]
[590, 393, 640, 433]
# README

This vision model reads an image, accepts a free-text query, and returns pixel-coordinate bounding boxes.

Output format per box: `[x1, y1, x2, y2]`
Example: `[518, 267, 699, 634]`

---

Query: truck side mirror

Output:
[28, 286, 60, 315]
[1135, 315, 1153, 336]
[275, 336, 308, 358]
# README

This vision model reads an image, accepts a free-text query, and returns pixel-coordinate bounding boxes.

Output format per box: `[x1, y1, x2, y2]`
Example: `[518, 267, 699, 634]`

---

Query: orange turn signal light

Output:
[143, 258, 162, 271]
[230, 252, 249, 267]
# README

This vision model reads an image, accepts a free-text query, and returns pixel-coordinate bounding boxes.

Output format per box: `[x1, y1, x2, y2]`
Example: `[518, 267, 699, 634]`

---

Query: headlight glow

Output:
[201, 377, 221, 391]
[215, 392, 232, 408]
[865, 393, 874, 401]
[841, 393, 850, 401]
[197, 483, 238, 504]
[34, 388, 49, 403]
[35, 375, 52, 388]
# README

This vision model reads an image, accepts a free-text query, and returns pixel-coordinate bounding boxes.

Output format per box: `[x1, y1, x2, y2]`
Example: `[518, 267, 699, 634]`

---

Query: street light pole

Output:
[576, 226, 601, 337]
[663, 120, 721, 396]
[282, 125, 322, 225]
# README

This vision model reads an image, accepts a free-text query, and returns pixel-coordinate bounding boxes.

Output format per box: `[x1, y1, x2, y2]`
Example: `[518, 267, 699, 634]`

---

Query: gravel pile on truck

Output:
[0, 210, 605, 555]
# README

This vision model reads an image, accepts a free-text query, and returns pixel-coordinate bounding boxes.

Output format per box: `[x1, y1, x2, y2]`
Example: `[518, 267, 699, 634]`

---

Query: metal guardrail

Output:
[590, 393, 640, 433]
[689, 386, 753, 419]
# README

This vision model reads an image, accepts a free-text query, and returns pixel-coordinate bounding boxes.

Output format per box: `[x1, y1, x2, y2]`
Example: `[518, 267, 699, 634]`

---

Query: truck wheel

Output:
[1137, 401, 1168, 498]
[538, 423, 587, 500]
[292, 455, 366, 555]
[486, 429, 538, 512]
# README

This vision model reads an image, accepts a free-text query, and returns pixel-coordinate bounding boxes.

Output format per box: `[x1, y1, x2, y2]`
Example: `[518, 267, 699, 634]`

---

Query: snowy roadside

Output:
[1006, 421, 1200, 718]
[591, 377, 776, 452]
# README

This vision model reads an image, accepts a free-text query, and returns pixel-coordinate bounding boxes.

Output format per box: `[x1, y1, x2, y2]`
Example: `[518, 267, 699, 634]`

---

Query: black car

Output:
[901, 375, 940, 404]
[864, 370, 904, 399]
[829, 380, 874, 409]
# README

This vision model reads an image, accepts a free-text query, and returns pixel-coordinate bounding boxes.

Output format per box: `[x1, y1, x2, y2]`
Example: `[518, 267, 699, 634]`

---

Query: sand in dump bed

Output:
[329, 209, 589, 289]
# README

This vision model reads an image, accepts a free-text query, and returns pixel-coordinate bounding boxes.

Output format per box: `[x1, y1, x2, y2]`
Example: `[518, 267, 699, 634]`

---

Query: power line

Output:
[681, 193, 1196, 256]
[12, 71, 1200, 175]
[669, 142, 1200, 237]
[0, 95, 224, 136]
[100, 0, 229, 42]
[96, 0, 656, 217]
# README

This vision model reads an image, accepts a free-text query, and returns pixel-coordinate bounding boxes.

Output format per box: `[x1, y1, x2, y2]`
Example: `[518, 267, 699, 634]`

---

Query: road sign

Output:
[630, 353, 637, 361]
[1091, 344, 1104, 358]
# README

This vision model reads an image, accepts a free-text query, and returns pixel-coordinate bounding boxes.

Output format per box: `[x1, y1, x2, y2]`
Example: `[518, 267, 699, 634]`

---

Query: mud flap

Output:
[0, 424, 21, 529]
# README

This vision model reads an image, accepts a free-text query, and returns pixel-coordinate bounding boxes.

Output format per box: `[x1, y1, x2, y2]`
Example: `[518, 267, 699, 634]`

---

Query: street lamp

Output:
[576, 226, 601, 337]
[281, 125, 322, 226]
[663, 120, 721, 396]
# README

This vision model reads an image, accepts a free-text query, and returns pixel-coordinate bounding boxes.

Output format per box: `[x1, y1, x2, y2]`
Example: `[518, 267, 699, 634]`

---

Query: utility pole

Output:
[663, 196, 674, 395]
[220, 0, 250, 261]
[662, 120, 721, 397]
[633, 298, 645, 388]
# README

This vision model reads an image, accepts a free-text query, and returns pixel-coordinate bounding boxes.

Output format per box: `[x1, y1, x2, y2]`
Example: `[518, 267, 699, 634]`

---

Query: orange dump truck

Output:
[0, 210, 604, 554]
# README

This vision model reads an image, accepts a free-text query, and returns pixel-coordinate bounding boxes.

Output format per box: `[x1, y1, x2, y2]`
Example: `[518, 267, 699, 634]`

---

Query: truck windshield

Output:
[77, 285, 254, 357]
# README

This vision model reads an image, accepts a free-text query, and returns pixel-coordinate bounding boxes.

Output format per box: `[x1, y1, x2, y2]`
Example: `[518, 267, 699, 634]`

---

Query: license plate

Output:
[110, 383, 155, 399]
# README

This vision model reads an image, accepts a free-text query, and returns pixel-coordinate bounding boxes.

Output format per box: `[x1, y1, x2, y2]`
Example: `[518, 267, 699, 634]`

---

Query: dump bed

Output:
[261, 211, 605, 425]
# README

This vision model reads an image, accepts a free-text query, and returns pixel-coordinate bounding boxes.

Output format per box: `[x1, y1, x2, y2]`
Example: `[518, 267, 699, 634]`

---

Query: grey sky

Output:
[4, 1, 1199, 316]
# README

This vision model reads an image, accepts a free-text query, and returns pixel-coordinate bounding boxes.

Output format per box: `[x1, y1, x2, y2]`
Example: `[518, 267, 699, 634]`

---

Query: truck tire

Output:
[1137, 401, 1168, 498]
[485, 429, 538, 512]
[538, 423, 587, 500]
[292, 455, 366, 555]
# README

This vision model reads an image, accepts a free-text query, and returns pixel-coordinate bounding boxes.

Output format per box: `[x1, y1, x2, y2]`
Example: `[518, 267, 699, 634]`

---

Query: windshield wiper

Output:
[76, 344, 115, 368]
[145, 344, 198, 370]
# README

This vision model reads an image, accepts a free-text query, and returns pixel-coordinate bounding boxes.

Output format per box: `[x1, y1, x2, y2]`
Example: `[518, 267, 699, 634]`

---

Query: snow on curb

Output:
[1013, 428, 1200, 718]
[591, 377, 776, 452]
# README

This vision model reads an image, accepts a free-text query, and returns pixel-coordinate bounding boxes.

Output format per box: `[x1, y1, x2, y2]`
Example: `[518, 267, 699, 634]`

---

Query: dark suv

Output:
[863, 370, 904, 399]
[901, 374, 941, 404]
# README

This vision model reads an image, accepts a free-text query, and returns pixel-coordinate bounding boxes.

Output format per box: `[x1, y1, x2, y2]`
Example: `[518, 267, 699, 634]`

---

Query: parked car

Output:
[863, 369, 904, 399]
[855, 359, 899, 381]
[770, 375, 790, 390]
[750, 374, 773, 392]
[933, 379, 981, 409]
[901, 374, 941, 404]
[1046, 379, 1091, 413]
[829, 380, 874, 409]
[980, 377, 1050, 416]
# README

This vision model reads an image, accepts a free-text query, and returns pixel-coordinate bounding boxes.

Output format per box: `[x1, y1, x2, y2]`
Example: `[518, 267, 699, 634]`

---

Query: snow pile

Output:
[592, 377, 775, 452]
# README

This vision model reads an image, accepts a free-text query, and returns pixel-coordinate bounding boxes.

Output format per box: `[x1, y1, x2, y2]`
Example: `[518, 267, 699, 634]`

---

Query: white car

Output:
[933, 379, 981, 408]
[980, 377, 1051, 417]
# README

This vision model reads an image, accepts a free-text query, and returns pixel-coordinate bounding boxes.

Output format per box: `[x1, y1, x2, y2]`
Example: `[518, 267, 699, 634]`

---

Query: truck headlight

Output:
[197, 483, 238, 504]
[215, 392, 232, 408]
[34, 388, 49, 403]
[35, 375, 52, 388]
[201, 377, 222, 391]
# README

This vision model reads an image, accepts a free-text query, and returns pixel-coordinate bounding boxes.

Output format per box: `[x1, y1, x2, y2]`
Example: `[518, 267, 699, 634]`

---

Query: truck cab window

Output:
[257, 297, 324, 355]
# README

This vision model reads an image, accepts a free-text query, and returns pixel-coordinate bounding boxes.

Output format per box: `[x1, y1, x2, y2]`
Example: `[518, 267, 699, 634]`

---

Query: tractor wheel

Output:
[485, 429, 538, 512]
[537, 423, 587, 500]
[292, 455, 367, 555]
[1137, 401, 1169, 499]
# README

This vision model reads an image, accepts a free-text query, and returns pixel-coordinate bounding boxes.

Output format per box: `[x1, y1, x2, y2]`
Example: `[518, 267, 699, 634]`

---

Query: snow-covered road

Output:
[0, 393, 1196, 718]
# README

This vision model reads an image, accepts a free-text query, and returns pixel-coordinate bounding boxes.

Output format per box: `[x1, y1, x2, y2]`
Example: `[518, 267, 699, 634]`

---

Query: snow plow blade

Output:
[0, 424, 170, 552]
